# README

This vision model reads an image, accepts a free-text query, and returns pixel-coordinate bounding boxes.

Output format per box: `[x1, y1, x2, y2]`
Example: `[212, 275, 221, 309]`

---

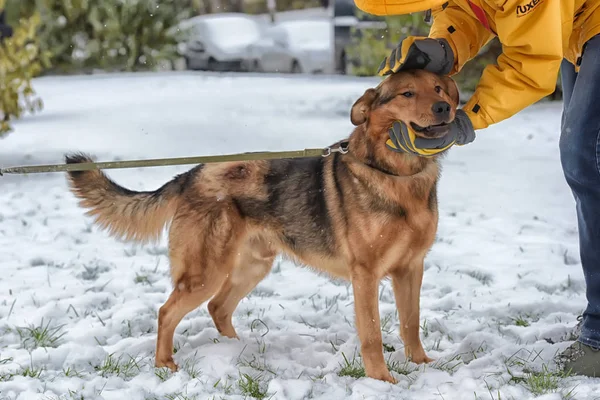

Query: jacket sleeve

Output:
[428, 3, 496, 76]
[460, 1, 573, 130]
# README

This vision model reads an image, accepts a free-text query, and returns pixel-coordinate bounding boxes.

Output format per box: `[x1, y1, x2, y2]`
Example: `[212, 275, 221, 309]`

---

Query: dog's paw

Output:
[155, 357, 178, 372]
[405, 347, 434, 364]
[366, 368, 397, 384]
[383, 372, 398, 384]
[410, 354, 434, 364]
[378, 371, 397, 384]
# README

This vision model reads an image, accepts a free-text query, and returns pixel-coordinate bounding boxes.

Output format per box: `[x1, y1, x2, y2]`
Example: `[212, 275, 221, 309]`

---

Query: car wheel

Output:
[207, 57, 218, 71]
[184, 56, 193, 70]
[291, 60, 302, 74]
[252, 60, 263, 73]
[340, 52, 348, 75]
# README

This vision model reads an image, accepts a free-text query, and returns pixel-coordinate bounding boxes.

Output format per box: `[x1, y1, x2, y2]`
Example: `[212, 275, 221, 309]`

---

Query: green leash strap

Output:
[0, 144, 350, 176]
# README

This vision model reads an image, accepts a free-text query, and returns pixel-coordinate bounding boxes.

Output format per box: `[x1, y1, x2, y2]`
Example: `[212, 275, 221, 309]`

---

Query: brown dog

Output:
[65, 69, 459, 383]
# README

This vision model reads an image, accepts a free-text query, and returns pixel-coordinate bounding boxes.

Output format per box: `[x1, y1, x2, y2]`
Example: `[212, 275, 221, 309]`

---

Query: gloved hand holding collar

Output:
[386, 109, 476, 157]
[378, 37, 455, 76]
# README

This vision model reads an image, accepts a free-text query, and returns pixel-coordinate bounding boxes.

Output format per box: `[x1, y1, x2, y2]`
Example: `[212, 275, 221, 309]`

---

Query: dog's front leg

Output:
[351, 266, 396, 383]
[390, 261, 433, 364]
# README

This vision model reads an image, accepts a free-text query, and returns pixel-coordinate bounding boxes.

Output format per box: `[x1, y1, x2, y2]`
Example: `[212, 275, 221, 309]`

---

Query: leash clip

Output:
[324, 141, 349, 157]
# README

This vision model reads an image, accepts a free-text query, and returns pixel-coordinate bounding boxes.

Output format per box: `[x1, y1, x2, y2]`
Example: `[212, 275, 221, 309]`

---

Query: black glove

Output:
[378, 37, 455, 76]
[386, 110, 476, 157]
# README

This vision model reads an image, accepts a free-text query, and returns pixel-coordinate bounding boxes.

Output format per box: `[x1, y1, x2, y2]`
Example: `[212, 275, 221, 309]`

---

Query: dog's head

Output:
[350, 69, 460, 140]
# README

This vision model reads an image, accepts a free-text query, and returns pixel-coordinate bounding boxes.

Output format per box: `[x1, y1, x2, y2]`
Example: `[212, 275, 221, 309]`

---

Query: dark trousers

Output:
[560, 33, 600, 348]
[0, 11, 12, 40]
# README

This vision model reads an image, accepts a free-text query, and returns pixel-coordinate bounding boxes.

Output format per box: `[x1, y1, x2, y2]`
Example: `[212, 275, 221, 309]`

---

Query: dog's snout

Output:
[432, 101, 451, 119]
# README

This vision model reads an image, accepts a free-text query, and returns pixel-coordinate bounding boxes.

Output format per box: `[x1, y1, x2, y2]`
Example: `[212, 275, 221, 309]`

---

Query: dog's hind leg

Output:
[390, 260, 433, 365]
[208, 236, 275, 338]
[155, 274, 223, 371]
[155, 209, 242, 371]
[351, 265, 396, 383]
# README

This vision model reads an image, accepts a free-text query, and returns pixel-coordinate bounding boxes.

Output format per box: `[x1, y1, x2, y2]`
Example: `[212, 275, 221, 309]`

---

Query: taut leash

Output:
[0, 142, 350, 176]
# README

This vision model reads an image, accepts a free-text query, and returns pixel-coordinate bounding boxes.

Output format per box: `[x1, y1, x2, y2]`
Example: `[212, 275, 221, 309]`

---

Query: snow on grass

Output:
[0, 70, 598, 399]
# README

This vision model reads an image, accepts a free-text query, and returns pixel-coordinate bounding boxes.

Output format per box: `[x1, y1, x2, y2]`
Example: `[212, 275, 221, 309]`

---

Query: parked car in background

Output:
[244, 20, 332, 74]
[181, 13, 262, 72]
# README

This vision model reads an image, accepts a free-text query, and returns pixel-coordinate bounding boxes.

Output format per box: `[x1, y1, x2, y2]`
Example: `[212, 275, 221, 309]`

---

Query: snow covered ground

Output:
[0, 71, 598, 399]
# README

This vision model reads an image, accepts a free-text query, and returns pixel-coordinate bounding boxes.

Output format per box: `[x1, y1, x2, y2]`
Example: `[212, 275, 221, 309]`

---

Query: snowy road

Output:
[0, 71, 597, 399]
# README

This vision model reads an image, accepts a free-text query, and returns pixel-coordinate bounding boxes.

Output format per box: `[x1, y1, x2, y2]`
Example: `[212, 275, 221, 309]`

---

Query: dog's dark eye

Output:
[402, 91, 414, 98]
[435, 85, 442, 93]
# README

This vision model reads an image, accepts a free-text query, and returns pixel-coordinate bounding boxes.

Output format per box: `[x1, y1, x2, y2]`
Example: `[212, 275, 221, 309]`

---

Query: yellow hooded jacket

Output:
[354, 0, 600, 130]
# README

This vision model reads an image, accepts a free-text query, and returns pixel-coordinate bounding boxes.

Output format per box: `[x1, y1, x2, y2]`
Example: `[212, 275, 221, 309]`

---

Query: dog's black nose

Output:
[432, 101, 451, 119]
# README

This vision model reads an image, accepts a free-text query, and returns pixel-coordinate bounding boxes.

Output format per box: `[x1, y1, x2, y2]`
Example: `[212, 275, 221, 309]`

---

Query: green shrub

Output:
[1, 0, 194, 134]
[8, 0, 192, 74]
[0, 9, 50, 136]
[346, 12, 428, 77]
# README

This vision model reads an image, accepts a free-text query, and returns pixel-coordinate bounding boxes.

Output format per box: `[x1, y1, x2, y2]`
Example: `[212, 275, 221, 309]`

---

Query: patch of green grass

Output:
[560, 386, 579, 400]
[134, 273, 152, 286]
[380, 313, 396, 334]
[0, 362, 44, 381]
[505, 354, 577, 398]
[387, 358, 417, 376]
[420, 319, 430, 338]
[338, 352, 365, 379]
[45, 390, 87, 400]
[0, 373, 11, 382]
[65, 391, 86, 400]
[251, 336, 268, 355]
[17, 319, 66, 349]
[430, 337, 443, 351]
[147, 394, 199, 400]
[164, 394, 198, 400]
[181, 356, 201, 379]
[504, 347, 537, 370]
[308, 372, 326, 382]
[21, 364, 44, 378]
[62, 366, 85, 378]
[94, 353, 141, 379]
[237, 353, 277, 375]
[512, 315, 531, 327]
[522, 365, 572, 396]
[238, 373, 270, 400]
[462, 342, 487, 363]
[0, 356, 15, 380]
[430, 354, 463, 374]
[154, 367, 172, 382]
[213, 377, 234, 395]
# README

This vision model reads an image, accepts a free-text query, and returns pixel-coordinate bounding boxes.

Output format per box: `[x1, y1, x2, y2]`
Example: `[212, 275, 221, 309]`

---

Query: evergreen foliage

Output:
[14, 0, 193, 73]
[0, 0, 49, 136]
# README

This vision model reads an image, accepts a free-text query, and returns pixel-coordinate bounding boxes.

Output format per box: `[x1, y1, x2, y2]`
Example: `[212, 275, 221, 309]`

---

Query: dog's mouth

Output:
[411, 122, 451, 138]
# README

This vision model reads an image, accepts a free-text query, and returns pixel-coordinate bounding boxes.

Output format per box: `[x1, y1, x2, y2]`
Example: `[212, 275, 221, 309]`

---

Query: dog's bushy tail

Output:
[65, 153, 189, 244]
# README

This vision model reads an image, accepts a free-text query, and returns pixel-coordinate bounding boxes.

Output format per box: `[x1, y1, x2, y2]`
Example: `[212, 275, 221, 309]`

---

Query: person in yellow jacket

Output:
[354, 0, 600, 377]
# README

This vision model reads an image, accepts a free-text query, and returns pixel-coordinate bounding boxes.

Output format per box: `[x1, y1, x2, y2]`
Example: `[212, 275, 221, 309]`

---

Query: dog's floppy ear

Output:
[350, 88, 378, 126]
[442, 76, 460, 106]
